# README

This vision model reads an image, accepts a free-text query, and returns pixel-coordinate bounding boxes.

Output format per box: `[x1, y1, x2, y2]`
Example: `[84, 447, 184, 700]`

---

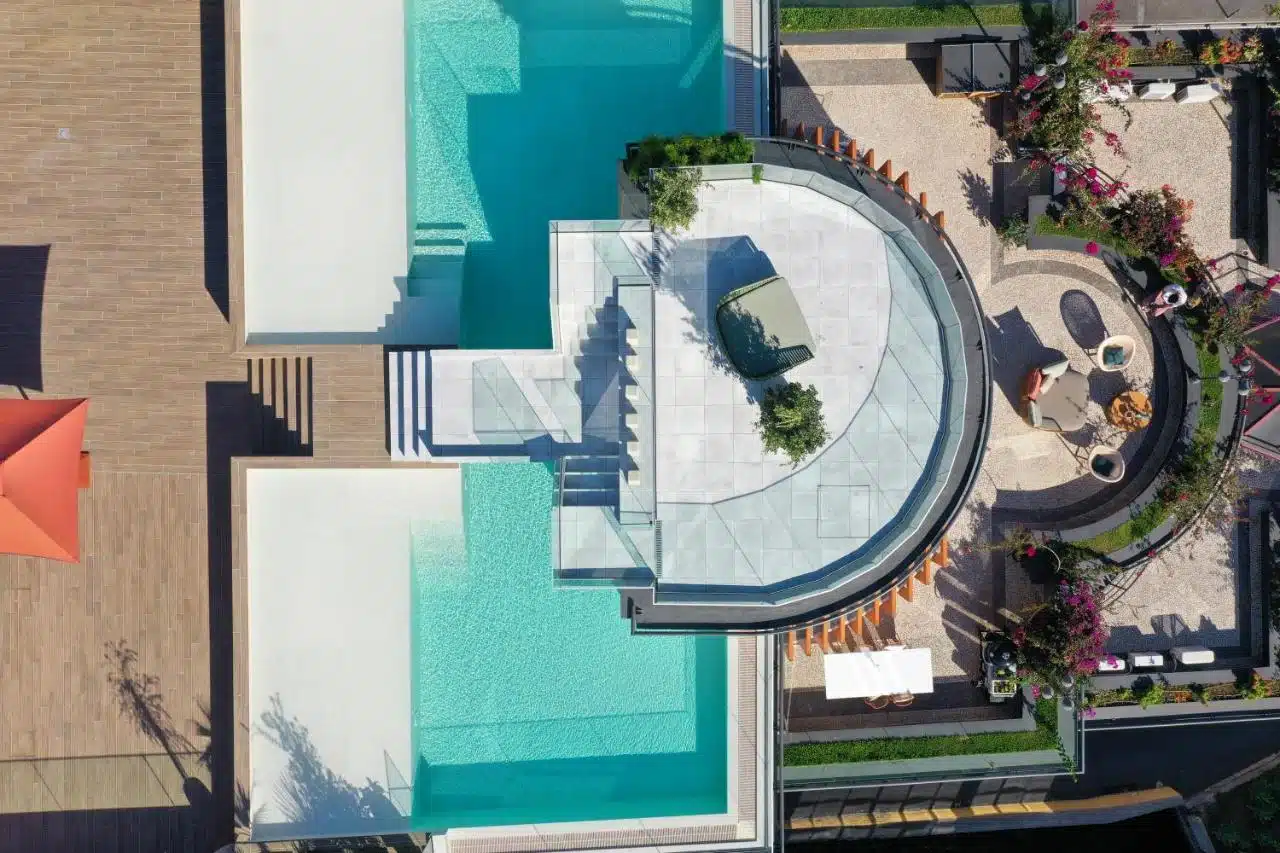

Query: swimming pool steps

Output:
[402, 223, 465, 340]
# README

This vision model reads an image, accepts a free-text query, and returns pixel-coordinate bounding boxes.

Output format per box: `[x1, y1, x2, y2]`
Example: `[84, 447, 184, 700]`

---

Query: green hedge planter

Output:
[779, 3, 1033, 32]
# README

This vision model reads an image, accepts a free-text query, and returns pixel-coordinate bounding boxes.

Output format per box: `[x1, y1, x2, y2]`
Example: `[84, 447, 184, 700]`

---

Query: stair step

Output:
[416, 221, 467, 231]
[415, 237, 466, 249]
[245, 357, 313, 456]
[412, 243, 467, 257]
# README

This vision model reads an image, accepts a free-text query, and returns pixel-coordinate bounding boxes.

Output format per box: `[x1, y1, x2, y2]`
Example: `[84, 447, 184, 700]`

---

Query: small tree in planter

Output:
[1007, 0, 1132, 161]
[647, 168, 703, 232]
[757, 382, 829, 466]
[1013, 579, 1110, 693]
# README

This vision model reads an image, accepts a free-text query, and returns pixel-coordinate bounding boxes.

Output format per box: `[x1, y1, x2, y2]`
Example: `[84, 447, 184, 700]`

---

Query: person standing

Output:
[1143, 282, 1187, 318]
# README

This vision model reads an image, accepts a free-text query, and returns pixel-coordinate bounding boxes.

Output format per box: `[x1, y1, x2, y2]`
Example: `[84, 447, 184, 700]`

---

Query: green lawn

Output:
[784, 700, 1058, 765]
[779, 3, 1031, 32]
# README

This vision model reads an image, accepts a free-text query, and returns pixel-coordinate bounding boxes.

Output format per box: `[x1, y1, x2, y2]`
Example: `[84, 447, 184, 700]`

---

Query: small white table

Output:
[822, 648, 934, 700]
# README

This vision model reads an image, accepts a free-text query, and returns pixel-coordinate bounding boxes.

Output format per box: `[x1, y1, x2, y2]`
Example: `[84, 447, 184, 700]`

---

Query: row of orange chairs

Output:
[784, 537, 950, 662]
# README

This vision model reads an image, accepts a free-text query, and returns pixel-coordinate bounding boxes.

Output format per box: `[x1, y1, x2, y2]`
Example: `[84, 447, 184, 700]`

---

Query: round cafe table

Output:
[1107, 390, 1152, 431]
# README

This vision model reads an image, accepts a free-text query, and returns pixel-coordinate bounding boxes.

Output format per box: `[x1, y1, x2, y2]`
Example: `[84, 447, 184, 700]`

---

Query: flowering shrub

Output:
[1244, 34, 1266, 64]
[1207, 283, 1270, 351]
[1007, 1, 1131, 160]
[1111, 185, 1204, 279]
[1153, 39, 1181, 64]
[1014, 580, 1110, 689]
[1200, 37, 1246, 66]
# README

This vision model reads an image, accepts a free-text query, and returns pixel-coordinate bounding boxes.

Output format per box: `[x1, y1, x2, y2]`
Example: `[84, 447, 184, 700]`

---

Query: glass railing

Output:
[649, 153, 989, 606]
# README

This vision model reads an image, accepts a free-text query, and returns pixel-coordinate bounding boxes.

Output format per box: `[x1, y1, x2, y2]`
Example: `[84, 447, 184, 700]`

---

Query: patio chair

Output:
[864, 695, 889, 710]
[1086, 445, 1125, 483]
[891, 693, 914, 708]
[1023, 358, 1089, 433]
[714, 275, 816, 380]
[1089, 334, 1136, 373]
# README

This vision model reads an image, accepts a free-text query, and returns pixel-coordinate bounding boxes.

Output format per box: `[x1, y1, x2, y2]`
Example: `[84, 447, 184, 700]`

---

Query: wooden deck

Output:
[0, 2, 388, 848]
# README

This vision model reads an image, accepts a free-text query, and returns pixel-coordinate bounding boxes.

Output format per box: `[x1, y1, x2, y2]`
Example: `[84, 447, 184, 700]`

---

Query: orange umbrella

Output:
[0, 398, 89, 562]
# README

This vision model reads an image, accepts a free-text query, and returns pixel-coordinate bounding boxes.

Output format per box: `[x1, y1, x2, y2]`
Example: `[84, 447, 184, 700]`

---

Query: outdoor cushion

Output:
[1042, 358, 1070, 380]
[715, 275, 816, 380]
[1034, 368, 1089, 432]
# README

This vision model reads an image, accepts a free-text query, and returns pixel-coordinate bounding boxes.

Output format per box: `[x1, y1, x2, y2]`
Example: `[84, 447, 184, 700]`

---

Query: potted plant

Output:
[756, 382, 829, 466]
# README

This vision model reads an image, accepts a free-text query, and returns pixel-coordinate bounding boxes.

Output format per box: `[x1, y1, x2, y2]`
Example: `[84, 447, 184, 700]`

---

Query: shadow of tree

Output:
[104, 640, 196, 777]
[934, 497, 999, 677]
[959, 168, 993, 227]
[256, 694, 410, 851]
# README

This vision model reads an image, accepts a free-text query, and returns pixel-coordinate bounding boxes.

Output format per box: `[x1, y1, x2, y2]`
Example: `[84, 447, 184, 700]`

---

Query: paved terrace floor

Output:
[0, 3, 387, 849]
[782, 43, 1264, 682]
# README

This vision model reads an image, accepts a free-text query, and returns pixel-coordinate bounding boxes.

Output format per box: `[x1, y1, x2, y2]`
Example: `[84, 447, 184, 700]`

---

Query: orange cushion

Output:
[1024, 369, 1043, 401]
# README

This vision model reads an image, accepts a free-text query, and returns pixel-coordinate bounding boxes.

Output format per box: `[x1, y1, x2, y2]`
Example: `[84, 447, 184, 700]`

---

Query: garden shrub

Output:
[625, 133, 753, 185]
[1013, 580, 1109, 690]
[647, 168, 702, 232]
[1006, 1, 1132, 160]
[756, 382, 829, 466]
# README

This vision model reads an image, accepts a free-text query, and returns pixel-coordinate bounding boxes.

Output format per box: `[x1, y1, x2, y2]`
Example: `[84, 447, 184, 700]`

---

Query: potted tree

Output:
[756, 382, 829, 466]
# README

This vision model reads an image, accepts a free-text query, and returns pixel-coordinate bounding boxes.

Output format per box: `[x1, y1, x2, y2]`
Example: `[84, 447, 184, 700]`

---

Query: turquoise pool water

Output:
[407, 0, 726, 349]
[410, 463, 728, 830]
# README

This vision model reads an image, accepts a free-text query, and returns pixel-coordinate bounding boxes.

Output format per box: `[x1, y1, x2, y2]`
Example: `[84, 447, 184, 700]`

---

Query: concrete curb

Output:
[1092, 696, 1280, 720]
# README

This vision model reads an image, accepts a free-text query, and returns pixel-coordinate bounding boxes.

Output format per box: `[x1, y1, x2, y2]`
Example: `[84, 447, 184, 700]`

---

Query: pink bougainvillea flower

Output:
[1085, 167, 1098, 179]
[1235, 283, 1247, 294]
[1085, 241, 1100, 255]
[1158, 252, 1176, 267]
[1085, 707, 1097, 719]
[1079, 19, 1090, 30]
[1146, 549, 1157, 558]
[1084, 130, 1096, 143]
[1268, 274, 1280, 289]
[1026, 545, 1037, 557]
[1208, 258, 1219, 270]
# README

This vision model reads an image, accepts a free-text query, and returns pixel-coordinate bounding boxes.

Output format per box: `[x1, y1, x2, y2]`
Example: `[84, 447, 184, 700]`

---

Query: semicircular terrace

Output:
[629, 140, 991, 631]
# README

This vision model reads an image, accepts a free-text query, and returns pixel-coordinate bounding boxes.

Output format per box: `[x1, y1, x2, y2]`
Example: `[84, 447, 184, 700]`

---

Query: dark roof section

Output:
[1080, 0, 1277, 27]
[624, 137, 992, 634]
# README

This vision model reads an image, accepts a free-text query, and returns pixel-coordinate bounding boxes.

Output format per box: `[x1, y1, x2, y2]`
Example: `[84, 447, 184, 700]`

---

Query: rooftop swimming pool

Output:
[407, 0, 725, 349]
[410, 463, 728, 830]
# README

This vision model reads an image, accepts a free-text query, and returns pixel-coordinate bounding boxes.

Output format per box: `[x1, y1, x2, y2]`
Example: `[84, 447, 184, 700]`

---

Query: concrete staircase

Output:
[560, 454, 621, 507]
[387, 348, 430, 460]
[246, 357, 312, 456]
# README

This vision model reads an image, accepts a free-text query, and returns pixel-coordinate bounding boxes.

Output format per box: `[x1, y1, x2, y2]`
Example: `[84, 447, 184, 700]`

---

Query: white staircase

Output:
[388, 349, 430, 460]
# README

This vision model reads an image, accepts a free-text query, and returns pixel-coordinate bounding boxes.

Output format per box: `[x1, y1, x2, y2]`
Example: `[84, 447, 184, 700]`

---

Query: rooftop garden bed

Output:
[778, 3, 1033, 33]
[784, 699, 1058, 765]
[623, 133, 753, 186]
[1090, 673, 1279, 709]
[1127, 36, 1264, 68]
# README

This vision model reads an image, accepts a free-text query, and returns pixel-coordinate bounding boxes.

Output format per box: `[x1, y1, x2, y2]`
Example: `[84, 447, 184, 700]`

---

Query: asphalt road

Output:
[1051, 714, 1280, 799]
